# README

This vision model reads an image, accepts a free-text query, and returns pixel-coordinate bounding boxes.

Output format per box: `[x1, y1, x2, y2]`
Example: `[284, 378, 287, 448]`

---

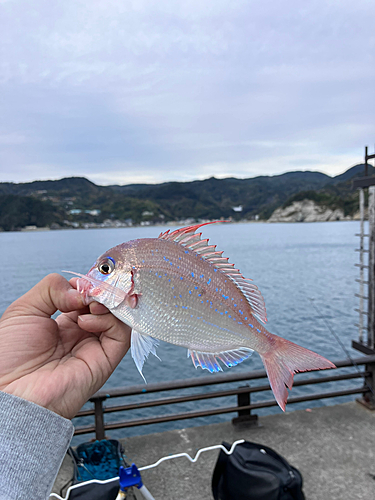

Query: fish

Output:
[66, 221, 335, 411]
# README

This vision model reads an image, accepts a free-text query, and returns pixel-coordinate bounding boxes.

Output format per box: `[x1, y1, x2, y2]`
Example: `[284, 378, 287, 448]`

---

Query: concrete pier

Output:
[53, 401, 375, 499]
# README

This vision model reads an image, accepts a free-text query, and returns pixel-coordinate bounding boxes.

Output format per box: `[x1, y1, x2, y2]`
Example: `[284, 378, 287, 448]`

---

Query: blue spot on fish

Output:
[185, 250, 189, 253]
[257, 329, 261, 333]
[200, 274, 204, 279]
[180, 277, 183, 280]
[198, 293, 201, 297]
[207, 278, 211, 285]
[249, 324, 254, 328]
[191, 272, 195, 277]
[194, 286, 198, 290]
[189, 290, 192, 294]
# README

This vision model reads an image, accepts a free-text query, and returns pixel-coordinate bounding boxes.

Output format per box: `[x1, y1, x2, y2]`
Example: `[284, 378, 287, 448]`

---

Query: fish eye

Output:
[98, 257, 115, 275]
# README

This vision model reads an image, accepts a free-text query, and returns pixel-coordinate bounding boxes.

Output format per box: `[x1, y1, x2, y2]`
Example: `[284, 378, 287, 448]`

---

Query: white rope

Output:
[50, 477, 119, 500]
[49, 439, 245, 500]
[138, 439, 245, 471]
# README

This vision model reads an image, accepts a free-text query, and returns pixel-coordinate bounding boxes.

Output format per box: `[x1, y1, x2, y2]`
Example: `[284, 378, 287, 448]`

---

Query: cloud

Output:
[0, 0, 374, 184]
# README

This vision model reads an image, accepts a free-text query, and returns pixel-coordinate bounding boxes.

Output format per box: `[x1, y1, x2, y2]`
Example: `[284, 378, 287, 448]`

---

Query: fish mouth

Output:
[62, 270, 127, 307]
[77, 276, 95, 305]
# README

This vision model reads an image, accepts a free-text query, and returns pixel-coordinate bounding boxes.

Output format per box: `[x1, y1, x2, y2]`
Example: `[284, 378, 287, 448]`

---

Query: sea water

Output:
[0, 221, 365, 440]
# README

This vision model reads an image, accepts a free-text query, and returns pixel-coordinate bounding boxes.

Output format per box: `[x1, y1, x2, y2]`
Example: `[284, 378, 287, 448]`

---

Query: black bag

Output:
[212, 441, 305, 500]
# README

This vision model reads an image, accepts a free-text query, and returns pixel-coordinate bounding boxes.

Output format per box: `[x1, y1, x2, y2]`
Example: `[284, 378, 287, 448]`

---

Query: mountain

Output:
[0, 164, 371, 230]
[279, 163, 374, 218]
[105, 171, 333, 220]
[0, 195, 64, 231]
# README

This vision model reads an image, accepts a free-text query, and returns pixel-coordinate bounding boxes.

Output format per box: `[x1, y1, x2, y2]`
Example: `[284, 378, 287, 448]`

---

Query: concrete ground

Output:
[53, 401, 375, 499]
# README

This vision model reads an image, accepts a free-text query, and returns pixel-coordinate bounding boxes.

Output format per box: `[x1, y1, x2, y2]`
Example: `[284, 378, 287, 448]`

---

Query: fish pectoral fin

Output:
[131, 330, 160, 381]
[188, 347, 254, 373]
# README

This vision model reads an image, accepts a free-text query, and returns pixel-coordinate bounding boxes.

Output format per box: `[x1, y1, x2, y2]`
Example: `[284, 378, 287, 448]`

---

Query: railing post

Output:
[94, 397, 106, 440]
[359, 361, 375, 410]
[232, 385, 258, 426]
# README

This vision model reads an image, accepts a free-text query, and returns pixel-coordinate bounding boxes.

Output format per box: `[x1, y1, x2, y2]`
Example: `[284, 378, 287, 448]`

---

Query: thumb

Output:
[3, 274, 85, 319]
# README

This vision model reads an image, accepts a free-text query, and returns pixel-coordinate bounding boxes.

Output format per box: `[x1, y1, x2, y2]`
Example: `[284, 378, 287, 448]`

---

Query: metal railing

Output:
[73, 355, 375, 440]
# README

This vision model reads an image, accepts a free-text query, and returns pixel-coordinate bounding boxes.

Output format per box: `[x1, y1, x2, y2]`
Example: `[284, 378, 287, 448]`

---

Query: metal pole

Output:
[94, 398, 106, 440]
[368, 186, 375, 350]
[359, 188, 365, 343]
[365, 146, 368, 176]
[232, 385, 258, 426]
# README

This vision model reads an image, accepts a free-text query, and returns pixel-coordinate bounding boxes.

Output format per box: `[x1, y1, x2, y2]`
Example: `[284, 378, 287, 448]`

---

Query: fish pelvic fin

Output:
[260, 337, 336, 412]
[131, 330, 160, 382]
[188, 347, 254, 373]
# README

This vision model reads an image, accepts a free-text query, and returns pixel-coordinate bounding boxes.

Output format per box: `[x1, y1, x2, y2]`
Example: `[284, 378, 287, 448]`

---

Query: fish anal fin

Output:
[188, 347, 253, 373]
[131, 330, 160, 381]
[260, 336, 336, 411]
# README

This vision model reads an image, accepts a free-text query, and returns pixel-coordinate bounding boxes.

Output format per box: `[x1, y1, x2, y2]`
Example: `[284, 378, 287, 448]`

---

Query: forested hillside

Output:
[0, 163, 371, 231]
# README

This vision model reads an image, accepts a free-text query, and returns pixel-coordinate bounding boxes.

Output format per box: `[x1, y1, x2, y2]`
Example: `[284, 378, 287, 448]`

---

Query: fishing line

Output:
[49, 439, 245, 500]
[307, 295, 374, 397]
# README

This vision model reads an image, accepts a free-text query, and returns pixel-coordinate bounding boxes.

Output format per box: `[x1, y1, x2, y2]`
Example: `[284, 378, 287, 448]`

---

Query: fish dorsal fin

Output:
[158, 222, 267, 323]
[158, 221, 220, 241]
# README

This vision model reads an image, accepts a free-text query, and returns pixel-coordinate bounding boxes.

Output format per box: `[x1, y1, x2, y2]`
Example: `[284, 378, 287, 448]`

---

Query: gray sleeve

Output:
[0, 391, 74, 500]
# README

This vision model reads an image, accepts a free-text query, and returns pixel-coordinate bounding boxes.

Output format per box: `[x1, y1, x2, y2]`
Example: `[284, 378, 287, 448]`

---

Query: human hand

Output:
[0, 274, 131, 419]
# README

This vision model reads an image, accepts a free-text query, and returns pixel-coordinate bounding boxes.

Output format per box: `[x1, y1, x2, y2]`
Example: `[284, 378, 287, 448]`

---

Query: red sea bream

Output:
[71, 222, 335, 411]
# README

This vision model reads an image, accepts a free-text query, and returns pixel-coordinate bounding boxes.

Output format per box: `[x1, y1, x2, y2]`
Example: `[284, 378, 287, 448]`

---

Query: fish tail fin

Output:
[260, 336, 335, 411]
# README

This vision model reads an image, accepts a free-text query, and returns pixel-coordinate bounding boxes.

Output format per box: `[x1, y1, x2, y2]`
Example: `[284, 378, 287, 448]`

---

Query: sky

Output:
[0, 0, 375, 186]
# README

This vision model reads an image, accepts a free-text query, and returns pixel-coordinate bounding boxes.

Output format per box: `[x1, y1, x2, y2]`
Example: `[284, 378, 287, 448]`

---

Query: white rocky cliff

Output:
[268, 199, 352, 223]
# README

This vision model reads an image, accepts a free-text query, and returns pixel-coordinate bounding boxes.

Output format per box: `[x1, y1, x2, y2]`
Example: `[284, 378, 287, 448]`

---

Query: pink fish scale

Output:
[160, 222, 267, 324]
